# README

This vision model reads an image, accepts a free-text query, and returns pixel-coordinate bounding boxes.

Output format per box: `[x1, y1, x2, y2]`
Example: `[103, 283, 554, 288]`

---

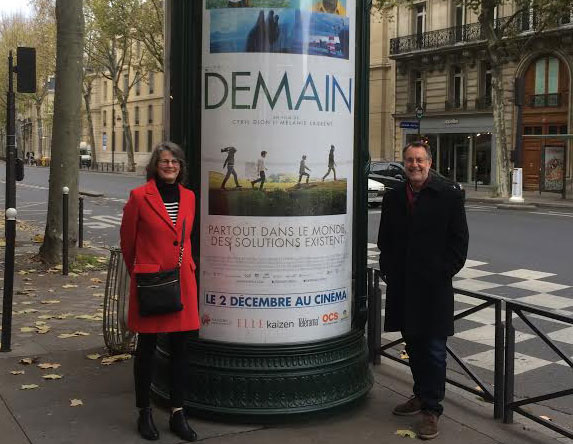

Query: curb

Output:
[79, 189, 104, 197]
[496, 203, 538, 211]
[466, 197, 573, 211]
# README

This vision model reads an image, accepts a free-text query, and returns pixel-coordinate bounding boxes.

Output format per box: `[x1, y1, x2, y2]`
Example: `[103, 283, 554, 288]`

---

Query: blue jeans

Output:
[402, 334, 447, 416]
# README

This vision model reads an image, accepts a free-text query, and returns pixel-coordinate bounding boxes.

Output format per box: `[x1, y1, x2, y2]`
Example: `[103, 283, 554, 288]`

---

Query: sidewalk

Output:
[0, 244, 567, 443]
[464, 186, 573, 210]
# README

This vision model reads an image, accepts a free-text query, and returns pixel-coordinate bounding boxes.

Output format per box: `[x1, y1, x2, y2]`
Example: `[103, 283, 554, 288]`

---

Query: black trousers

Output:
[403, 334, 447, 416]
[134, 331, 191, 408]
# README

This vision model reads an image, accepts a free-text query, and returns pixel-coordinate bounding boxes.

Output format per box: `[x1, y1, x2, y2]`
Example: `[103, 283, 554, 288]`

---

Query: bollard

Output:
[78, 196, 84, 249]
[1, 208, 17, 352]
[62, 187, 69, 276]
[474, 165, 478, 191]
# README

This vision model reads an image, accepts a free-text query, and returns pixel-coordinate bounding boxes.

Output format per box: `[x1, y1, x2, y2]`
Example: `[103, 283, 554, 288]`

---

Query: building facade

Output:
[369, 9, 396, 161]
[388, 1, 573, 191]
[85, 70, 165, 171]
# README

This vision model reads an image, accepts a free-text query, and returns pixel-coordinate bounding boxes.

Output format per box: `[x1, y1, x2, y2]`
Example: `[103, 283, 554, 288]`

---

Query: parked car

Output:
[369, 160, 465, 198]
[368, 178, 385, 206]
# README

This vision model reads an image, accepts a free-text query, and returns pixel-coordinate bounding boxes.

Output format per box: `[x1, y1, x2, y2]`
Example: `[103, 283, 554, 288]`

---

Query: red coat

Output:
[120, 179, 200, 333]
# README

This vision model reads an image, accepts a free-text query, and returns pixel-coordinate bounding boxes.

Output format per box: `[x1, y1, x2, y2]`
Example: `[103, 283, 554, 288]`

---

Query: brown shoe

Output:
[392, 396, 422, 416]
[418, 411, 439, 440]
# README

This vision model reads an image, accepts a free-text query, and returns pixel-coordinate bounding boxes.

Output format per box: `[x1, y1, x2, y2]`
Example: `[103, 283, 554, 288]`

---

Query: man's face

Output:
[404, 146, 431, 186]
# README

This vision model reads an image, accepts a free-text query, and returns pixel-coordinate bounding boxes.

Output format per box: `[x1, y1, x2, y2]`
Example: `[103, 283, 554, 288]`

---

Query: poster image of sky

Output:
[210, 8, 350, 59]
[206, 0, 347, 17]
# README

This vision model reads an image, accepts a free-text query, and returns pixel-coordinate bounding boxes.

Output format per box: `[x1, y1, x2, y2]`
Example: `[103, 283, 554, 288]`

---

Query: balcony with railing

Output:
[445, 99, 468, 111]
[527, 93, 562, 108]
[389, 13, 558, 56]
[475, 96, 493, 110]
[406, 102, 426, 113]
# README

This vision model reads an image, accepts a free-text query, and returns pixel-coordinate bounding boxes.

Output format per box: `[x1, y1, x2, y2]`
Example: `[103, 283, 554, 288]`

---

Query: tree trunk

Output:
[491, 63, 510, 197]
[116, 86, 136, 172]
[35, 102, 44, 158]
[480, 5, 510, 198]
[39, 0, 84, 264]
[83, 86, 97, 164]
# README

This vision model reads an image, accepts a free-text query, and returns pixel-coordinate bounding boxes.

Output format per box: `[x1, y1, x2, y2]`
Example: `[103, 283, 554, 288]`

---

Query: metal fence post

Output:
[62, 187, 69, 276]
[503, 304, 515, 424]
[372, 270, 382, 365]
[1, 208, 17, 352]
[78, 196, 84, 249]
[494, 300, 504, 420]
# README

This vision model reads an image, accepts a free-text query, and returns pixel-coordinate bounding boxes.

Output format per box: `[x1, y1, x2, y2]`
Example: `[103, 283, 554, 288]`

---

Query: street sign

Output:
[400, 121, 420, 129]
[415, 106, 424, 120]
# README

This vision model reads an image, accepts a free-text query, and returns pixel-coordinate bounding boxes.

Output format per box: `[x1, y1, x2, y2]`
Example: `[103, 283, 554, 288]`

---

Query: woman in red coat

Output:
[120, 142, 199, 442]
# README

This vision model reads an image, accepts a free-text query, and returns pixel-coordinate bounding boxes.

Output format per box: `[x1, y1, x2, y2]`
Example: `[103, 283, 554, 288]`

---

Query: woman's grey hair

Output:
[146, 141, 187, 183]
[402, 141, 432, 160]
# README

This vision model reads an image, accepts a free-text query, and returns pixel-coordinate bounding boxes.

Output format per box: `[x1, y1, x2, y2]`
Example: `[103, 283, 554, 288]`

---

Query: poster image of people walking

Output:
[207, 146, 347, 216]
[322, 145, 337, 181]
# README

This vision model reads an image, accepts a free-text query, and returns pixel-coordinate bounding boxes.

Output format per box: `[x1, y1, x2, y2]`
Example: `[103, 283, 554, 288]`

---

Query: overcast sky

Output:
[0, 0, 32, 17]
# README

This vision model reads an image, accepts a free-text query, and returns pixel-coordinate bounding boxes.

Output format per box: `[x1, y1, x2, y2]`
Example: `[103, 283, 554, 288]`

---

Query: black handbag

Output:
[135, 220, 186, 317]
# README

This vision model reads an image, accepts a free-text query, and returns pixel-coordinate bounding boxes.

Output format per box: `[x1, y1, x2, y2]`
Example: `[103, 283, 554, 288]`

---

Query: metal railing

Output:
[475, 96, 493, 110]
[389, 13, 552, 56]
[445, 99, 468, 111]
[367, 267, 573, 438]
[527, 93, 562, 108]
[503, 300, 573, 439]
[81, 161, 126, 172]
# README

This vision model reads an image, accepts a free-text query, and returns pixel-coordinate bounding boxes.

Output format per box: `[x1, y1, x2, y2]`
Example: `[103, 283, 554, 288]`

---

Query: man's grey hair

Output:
[402, 141, 432, 161]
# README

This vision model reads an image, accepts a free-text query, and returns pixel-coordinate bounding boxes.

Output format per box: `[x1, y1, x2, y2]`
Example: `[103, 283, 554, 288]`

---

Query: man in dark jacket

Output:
[377, 141, 468, 440]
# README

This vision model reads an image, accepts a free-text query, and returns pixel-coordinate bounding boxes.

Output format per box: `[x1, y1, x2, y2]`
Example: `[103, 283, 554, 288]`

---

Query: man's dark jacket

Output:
[377, 177, 469, 337]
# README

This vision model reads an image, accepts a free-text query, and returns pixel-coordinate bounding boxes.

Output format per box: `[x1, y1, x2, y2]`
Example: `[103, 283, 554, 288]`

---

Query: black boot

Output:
[137, 407, 159, 441]
[169, 409, 198, 442]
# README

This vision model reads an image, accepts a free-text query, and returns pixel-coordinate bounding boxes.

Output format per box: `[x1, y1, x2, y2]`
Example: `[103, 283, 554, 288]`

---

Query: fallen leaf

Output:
[61, 284, 78, 289]
[37, 315, 55, 320]
[19, 358, 38, 365]
[22, 277, 33, 282]
[37, 363, 61, 370]
[20, 327, 36, 333]
[90, 278, 103, 283]
[101, 354, 132, 365]
[68, 272, 79, 277]
[35, 321, 47, 326]
[400, 350, 409, 360]
[540, 415, 552, 422]
[10, 370, 25, 375]
[395, 429, 417, 439]
[70, 399, 83, 407]
[86, 353, 101, 360]
[20, 384, 39, 390]
[32, 234, 44, 243]
[36, 326, 51, 334]
[42, 374, 63, 380]
[88, 285, 99, 289]
[92, 293, 104, 298]
[474, 386, 484, 393]
[54, 265, 63, 270]
[75, 314, 103, 321]
[17, 270, 29, 275]
[47, 289, 55, 293]
[41, 300, 61, 305]
[20, 301, 34, 305]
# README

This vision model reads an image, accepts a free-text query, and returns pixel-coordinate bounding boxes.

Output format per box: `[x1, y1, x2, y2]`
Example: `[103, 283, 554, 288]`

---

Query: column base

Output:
[151, 329, 373, 417]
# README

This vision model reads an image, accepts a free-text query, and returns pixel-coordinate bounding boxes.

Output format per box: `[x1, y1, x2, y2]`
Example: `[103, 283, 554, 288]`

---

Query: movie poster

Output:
[543, 146, 565, 192]
[200, 0, 355, 344]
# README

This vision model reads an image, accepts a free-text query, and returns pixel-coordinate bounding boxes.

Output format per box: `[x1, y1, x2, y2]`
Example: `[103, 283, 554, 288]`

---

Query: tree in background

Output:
[39, 0, 84, 264]
[375, 0, 572, 197]
[134, 0, 164, 72]
[26, 0, 57, 159]
[85, 0, 157, 172]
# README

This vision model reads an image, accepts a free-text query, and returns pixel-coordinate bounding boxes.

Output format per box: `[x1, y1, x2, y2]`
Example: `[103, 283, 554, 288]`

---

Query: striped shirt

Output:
[164, 201, 179, 225]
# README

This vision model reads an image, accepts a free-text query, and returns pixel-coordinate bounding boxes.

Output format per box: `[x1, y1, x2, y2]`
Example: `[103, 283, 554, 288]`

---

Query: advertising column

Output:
[200, 0, 355, 344]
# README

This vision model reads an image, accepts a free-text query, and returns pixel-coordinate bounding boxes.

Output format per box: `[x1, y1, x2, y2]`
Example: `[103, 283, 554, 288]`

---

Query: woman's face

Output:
[157, 150, 180, 184]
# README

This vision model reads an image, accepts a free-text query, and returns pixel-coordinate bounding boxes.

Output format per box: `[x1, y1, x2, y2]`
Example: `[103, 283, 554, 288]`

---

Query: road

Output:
[0, 163, 143, 248]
